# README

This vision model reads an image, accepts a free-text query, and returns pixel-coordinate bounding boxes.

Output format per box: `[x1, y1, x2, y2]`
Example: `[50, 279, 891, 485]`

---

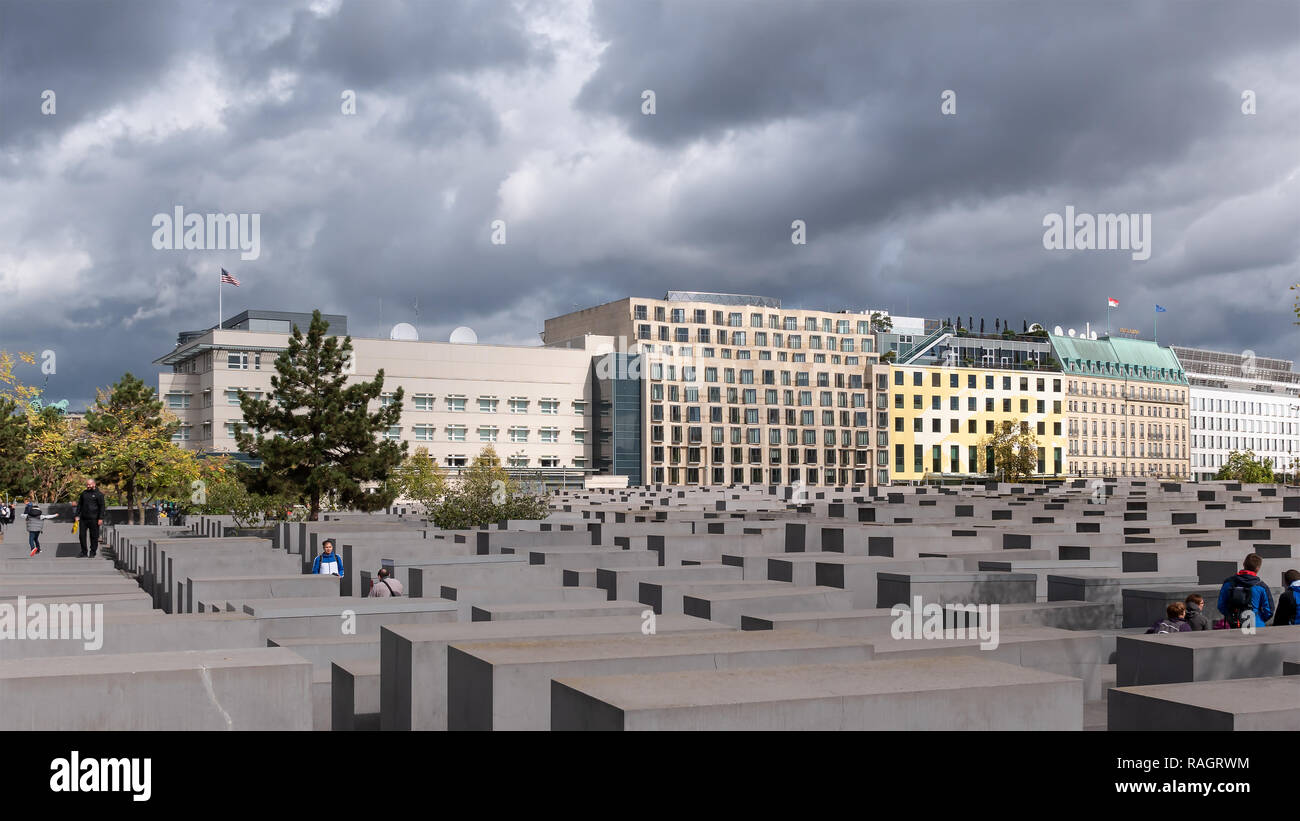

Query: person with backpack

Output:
[1146, 601, 1193, 634]
[311, 539, 344, 577]
[1184, 593, 1211, 631]
[1217, 553, 1274, 630]
[1272, 569, 1300, 626]
[369, 566, 403, 597]
[23, 497, 58, 556]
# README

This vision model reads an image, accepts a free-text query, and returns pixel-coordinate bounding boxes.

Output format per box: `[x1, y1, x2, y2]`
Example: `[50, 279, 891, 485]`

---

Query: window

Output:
[446, 455, 468, 468]
[380, 392, 398, 407]
[414, 394, 435, 411]
[479, 398, 498, 413]
[227, 352, 250, 370]
[447, 425, 466, 442]
[446, 397, 466, 412]
[167, 393, 191, 409]
[509, 399, 529, 414]
[478, 426, 498, 443]
[172, 425, 191, 443]
[414, 425, 434, 441]
[540, 400, 560, 415]
[384, 426, 401, 441]
[540, 427, 559, 443]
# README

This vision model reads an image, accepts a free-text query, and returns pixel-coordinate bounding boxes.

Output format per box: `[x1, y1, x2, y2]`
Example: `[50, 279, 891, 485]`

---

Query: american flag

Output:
[220, 268, 241, 286]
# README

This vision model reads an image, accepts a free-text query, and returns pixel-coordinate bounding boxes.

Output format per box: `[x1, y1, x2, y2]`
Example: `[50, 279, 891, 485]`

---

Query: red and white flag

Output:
[220, 268, 241, 286]
[1107, 297, 1119, 308]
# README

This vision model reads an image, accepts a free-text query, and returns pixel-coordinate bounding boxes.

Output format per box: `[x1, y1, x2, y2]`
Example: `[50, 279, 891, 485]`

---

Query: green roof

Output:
[1048, 334, 1187, 385]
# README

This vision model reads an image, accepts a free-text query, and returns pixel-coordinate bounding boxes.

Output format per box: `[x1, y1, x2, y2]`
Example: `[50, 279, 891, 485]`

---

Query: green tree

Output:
[393, 447, 447, 512]
[235, 310, 407, 521]
[429, 447, 549, 529]
[978, 419, 1040, 482]
[1215, 450, 1274, 483]
[869, 312, 893, 334]
[85, 373, 178, 523]
[0, 397, 30, 497]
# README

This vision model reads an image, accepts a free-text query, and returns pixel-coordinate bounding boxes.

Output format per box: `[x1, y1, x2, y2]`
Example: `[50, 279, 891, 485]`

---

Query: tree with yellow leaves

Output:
[85, 373, 179, 524]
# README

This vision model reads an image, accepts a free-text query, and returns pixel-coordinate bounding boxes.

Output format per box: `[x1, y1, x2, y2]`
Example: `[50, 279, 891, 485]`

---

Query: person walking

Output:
[23, 497, 57, 556]
[73, 479, 106, 558]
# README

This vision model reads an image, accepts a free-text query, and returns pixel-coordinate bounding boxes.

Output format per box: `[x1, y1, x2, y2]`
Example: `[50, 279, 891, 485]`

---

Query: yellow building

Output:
[888, 364, 1066, 481]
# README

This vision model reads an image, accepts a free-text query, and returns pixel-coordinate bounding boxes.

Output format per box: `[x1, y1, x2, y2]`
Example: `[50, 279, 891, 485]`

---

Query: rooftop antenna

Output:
[413, 298, 419, 321]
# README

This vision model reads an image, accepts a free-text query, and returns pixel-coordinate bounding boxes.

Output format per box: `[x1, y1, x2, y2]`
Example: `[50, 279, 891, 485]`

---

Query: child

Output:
[1146, 601, 1192, 634]
[1184, 593, 1211, 630]
[23, 498, 58, 556]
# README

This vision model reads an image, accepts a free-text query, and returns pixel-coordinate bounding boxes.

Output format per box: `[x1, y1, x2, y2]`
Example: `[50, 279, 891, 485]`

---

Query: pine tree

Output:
[235, 310, 406, 521]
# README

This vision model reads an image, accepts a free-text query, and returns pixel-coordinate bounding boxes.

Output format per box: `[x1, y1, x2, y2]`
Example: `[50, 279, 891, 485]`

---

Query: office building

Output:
[1171, 346, 1300, 480]
[155, 310, 604, 486]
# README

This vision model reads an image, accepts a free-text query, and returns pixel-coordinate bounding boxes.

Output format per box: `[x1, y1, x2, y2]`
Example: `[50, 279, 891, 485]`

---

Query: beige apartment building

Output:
[544, 292, 887, 487]
[155, 310, 603, 484]
[1050, 334, 1191, 479]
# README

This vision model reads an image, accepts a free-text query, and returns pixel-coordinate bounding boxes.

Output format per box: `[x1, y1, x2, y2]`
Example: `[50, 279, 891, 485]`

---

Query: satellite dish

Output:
[1090, 331, 1098, 340]
[389, 322, 419, 341]
[449, 326, 478, 345]
[1053, 326, 1063, 336]
[1068, 328, 1076, 337]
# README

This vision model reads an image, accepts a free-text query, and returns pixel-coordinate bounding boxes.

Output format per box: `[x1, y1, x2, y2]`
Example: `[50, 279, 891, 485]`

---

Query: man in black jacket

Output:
[74, 479, 106, 558]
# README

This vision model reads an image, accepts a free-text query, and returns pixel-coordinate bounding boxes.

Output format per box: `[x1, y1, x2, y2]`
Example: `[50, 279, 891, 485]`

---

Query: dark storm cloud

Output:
[0, 0, 1297, 409]
[0, 0, 210, 151]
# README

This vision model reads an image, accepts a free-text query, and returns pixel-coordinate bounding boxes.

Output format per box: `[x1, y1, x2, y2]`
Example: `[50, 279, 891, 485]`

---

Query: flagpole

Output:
[1107, 304, 1111, 336]
[1154, 306, 1157, 345]
[218, 273, 222, 332]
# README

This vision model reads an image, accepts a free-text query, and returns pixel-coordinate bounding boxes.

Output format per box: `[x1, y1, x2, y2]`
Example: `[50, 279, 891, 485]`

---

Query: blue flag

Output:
[1155, 305, 1166, 313]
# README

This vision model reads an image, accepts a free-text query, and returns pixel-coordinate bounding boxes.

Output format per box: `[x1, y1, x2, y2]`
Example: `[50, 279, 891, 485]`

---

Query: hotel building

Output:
[1049, 334, 1190, 479]
[544, 292, 888, 487]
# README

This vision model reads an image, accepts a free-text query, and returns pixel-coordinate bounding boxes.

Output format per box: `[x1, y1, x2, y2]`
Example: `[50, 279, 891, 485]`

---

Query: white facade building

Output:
[1172, 346, 1300, 479]
[155, 310, 609, 485]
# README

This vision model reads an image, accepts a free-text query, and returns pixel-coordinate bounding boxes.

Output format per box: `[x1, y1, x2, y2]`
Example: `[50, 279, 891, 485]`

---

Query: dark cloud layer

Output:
[0, 0, 1296, 409]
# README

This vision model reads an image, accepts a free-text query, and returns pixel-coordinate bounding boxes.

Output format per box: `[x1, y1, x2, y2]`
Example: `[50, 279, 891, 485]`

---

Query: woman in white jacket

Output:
[23, 498, 58, 556]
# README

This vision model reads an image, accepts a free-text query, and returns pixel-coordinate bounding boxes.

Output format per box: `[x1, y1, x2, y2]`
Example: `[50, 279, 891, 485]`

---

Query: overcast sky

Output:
[1, 0, 1297, 408]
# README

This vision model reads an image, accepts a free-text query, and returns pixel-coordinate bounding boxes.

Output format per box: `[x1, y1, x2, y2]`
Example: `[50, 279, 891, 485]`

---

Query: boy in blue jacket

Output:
[1218, 553, 1274, 629]
[311, 539, 344, 576]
